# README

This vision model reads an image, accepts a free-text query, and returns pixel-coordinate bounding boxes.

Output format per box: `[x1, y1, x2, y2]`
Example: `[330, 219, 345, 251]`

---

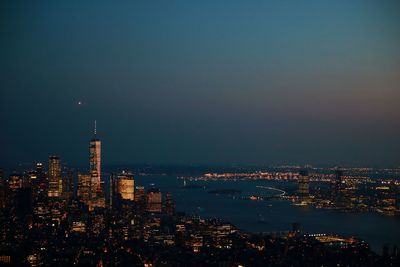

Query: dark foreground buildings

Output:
[1, 185, 398, 266]
[0, 131, 399, 266]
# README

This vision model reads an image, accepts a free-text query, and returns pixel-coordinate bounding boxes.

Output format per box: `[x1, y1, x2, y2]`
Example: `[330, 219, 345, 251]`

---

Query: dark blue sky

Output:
[1, 0, 399, 167]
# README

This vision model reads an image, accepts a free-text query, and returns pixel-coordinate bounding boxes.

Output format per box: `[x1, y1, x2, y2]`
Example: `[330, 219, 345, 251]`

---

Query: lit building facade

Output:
[135, 186, 145, 202]
[48, 156, 61, 197]
[298, 169, 309, 195]
[77, 173, 91, 203]
[146, 188, 162, 213]
[116, 172, 135, 201]
[62, 170, 74, 199]
[89, 122, 101, 194]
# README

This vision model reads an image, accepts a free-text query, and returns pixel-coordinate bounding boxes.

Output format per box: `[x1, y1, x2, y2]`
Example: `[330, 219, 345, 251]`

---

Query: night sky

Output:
[1, 1, 399, 167]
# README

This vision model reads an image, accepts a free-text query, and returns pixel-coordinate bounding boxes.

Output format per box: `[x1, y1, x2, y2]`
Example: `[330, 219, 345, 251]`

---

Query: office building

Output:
[116, 171, 135, 201]
[9, 173, 23, 192]
[48, 156, 62, 197]
[135, 186, 145, 202]
[35, 162, 45, 185]
[62, 170, 74, 199]
[89, 121, 101, 194]
[165, 192, 175, 215]
[298, 169, 309, 195]
[146, 188, 162, 213]
[77, 173, 91, 203]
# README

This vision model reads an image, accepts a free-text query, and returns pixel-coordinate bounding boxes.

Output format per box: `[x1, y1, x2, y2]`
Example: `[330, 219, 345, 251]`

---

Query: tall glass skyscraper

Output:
[48, 156, 61, 197]
[89, 121, 101, 193]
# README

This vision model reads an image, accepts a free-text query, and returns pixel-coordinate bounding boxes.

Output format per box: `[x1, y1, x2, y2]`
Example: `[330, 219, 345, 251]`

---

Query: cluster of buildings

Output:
[0, 127, 399, 266]
[192, 168, 400, 216]
[289, 169, 400, 216]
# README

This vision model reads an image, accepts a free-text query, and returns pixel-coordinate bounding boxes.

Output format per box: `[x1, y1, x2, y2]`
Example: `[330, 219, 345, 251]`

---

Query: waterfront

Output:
[135, 174, 400, 253]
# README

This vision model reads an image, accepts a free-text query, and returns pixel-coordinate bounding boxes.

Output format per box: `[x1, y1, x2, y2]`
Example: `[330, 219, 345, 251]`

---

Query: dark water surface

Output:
[134, 175, 400, 253]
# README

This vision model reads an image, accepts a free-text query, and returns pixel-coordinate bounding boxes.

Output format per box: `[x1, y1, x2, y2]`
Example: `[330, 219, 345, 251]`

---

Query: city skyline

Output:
[1, 118, 399, 169]
[0, 115, 398, 266]
[1, 1, 400, 266]
[1, 1, 400, 167]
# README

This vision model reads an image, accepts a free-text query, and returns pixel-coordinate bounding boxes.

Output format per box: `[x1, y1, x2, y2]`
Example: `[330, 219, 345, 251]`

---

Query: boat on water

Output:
[249, 195, 259, 201]
[292, 202, 308, 206]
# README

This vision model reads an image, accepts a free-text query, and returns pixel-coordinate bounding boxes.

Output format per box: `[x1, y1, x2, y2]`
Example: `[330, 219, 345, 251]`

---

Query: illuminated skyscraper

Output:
[89, 121, 101, 193]
[77, 173, 91, 203]
[116, 171, 135, 201]
[110, 172, 135, 208]
[133, 186, 146, 214]
[146, 188, 162, 213]
[48, 156, 62, 197]
[298, 169, 309, 195]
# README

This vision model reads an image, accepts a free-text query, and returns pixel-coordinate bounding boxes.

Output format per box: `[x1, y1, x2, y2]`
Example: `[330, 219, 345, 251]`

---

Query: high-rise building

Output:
[74, 122, 106, 211]
[109, 172, 135, 209]
[34, 162, 47, 196]
[146, 188, 162, 213]
[109, 173, 117, 208]
[134, 186, 145, 202]
[298, 169, 309, 195]
[9, 173, 23, 192]
[48, 156, 62, 197]
[116, 171, 135, 201]
[27, 169, 40, 197]
[35, 163, 44, 182]
[134, 186, 146, 214]
[77, 173, 91, 203]
[165, 192, 175, 215]
[62, 169, 74, 199]
[89, 121, 101, 194]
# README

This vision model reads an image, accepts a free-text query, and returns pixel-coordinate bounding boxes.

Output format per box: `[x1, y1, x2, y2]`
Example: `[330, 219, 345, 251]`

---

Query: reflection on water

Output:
[134, 174, 400, 253]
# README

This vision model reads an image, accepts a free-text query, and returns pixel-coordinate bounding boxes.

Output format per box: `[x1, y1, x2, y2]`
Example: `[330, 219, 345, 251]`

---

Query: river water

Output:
[134, 174, 400, 254]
